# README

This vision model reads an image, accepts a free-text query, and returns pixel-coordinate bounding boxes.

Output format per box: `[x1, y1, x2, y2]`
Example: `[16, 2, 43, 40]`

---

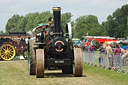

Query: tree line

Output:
[5, 11, 72, 34]
[2, 4, 128, 39]
[74, 4, 128, 39]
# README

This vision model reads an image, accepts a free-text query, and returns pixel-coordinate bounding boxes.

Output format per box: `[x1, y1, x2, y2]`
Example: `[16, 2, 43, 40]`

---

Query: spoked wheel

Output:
[73, 48, 83, 77]
[0, 44, 15, 61]
[28, 40, 36, 75]
[36, 49, 45, 78]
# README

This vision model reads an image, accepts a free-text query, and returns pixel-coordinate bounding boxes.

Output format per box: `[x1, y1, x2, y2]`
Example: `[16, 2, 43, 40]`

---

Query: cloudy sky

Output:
[0, 0, 128, 32]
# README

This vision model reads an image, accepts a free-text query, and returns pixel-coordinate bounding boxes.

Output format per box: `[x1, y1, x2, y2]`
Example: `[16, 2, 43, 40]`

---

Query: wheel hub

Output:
[6, 51, 9, 54]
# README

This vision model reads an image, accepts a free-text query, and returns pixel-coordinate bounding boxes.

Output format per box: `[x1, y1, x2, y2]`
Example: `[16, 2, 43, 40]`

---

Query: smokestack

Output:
[52, 7, 61, 33]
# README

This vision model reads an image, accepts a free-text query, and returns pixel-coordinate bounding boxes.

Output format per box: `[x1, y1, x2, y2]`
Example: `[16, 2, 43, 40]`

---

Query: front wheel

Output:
[73, 48, 83, 77]
[36, 49, 45, 78]
[0, 44, 16, 61]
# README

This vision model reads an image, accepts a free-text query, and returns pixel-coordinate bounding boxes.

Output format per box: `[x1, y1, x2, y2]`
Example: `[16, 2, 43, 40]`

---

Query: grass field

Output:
[0, 60, 128, 85]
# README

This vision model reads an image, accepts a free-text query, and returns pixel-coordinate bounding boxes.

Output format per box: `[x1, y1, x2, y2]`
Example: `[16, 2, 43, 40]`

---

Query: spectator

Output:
[99, 46, 105, 65]
[103, 44, 106, 52]
[89, 43, 94, 52]
[121, 48, 126, 55]
[113, 44, 121, 70]
[84, 44, 88, 51]
[121, 52, 128, 66]
[113, 44, 121, 53]
[81, 44, 85, 51]
[106, 43, 113, 69]
[88, 43, 94, 64]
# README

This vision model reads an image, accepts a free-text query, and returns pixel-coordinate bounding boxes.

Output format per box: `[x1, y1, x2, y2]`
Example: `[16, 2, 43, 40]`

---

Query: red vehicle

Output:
[0, 32, 35, 60]
[81, 36, 117, 49]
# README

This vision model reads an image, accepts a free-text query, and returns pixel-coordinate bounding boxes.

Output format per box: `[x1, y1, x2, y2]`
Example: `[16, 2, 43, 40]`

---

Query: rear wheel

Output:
[36, 49, 45, 78]
[28, 40, 36, 75]
[0, 44, 15, 61]
[73, 48, 83, 77]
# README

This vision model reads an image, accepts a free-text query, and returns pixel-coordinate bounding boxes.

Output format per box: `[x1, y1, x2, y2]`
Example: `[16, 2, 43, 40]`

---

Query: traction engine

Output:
[28, 7, 83, 78]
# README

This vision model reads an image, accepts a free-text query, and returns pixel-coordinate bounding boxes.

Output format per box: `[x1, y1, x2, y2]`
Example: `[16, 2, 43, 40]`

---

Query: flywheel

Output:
[0, 44, 15, 60]
[66, 23, 72, 41]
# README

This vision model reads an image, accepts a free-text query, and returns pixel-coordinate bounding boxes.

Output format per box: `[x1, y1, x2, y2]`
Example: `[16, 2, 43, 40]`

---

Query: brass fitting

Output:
[52, 7, 61, 11]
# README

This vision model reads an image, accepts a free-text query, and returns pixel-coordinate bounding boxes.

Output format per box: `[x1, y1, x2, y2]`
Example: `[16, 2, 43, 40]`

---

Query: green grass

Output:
[83, 64, 128, 85]
[0, 60, 128, 85]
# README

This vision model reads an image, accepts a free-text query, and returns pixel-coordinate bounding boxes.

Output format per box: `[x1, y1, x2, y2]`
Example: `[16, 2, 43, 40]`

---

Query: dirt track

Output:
[0, 60, 127, 85]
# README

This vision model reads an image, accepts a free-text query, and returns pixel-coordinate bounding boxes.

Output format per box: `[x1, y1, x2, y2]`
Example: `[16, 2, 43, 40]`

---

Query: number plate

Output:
[55, 60, 64, 63]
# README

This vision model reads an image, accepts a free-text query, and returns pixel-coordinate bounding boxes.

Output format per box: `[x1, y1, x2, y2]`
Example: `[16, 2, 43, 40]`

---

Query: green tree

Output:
[61, 12, 72, 32]
[104, 4, 128, 38]
[5, 11, 72, 33]
[0, 30, 3, 34]
[74, 15, 102, 39]
[6, 14, 22, 33]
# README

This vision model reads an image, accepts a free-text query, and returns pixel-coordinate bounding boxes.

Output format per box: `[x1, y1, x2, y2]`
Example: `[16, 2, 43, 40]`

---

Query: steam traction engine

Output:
[0, 32, 32, 60]
[28, 7, 83, 78]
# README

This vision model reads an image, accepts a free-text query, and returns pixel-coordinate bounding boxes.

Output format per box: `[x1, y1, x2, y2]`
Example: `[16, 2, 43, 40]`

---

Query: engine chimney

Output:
[52, 7, 61, 34]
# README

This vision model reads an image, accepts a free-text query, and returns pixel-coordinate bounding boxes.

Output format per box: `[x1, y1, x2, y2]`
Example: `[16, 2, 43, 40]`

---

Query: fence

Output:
[83, 51, 128, 74]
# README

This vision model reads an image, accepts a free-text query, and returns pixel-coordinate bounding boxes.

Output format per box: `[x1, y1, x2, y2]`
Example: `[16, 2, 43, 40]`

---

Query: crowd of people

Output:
[82, 42, 128, 70]
[100, 43, 128, 70]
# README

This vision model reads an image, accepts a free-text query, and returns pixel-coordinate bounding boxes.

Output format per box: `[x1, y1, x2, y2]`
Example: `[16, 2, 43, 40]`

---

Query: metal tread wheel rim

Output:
[28, 40, 36, 75]
[0, 44, 15, 61]
[74, 48, 83, 77]
[36, 49, 45, 78]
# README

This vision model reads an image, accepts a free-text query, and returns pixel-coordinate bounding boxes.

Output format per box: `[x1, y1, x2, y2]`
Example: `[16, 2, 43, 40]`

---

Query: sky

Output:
[0, 0, 128, 32]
